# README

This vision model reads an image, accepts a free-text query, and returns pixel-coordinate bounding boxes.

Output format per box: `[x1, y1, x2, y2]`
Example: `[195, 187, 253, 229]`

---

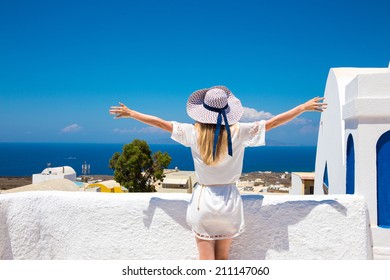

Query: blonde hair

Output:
[195, 122, 236, 166]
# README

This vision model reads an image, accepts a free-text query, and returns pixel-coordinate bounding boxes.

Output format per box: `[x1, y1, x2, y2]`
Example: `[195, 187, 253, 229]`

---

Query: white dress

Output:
[171, 121, 266, 240]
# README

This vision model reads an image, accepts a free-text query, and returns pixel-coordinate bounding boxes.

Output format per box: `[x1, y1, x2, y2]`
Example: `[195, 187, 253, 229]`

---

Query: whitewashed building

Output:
[314, 64, 390, 259]
[290, 172, 315, 195]
[32, 166, 77, 184]
[160, 170, 197, 193]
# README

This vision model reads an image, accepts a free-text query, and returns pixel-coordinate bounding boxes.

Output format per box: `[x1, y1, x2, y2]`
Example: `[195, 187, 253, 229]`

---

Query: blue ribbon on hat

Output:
[203, 103, 233, 159]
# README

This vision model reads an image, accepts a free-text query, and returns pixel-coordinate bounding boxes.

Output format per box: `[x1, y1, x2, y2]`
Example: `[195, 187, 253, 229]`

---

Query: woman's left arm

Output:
[265, 97, 327, 131]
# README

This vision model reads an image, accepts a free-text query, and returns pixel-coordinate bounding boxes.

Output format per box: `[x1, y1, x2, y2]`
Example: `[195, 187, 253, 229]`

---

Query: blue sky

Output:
[0, 0, 389, 145]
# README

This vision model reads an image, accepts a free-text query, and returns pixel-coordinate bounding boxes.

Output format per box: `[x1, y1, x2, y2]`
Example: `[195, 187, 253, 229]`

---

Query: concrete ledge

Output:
[343, 98, 390, 120]
[0, 191, 372, 260]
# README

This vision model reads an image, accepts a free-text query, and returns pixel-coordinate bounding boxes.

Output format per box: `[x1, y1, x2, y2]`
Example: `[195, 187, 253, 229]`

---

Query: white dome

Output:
[41, 166, 76, 175]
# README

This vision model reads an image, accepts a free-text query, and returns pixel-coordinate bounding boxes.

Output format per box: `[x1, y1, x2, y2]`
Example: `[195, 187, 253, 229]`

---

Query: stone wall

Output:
[0, 191, 372, 260]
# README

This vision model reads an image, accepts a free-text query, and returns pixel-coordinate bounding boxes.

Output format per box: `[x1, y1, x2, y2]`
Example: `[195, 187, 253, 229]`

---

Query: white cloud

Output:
[60, 124, 82, 133]
[291, 117, 312, 125]
[113, 128, 137, 134]
[241, 107, 274, 122]
[299, 124, 319, 134]
[138, 127, 163, 133]
[241, 107, 312, 126]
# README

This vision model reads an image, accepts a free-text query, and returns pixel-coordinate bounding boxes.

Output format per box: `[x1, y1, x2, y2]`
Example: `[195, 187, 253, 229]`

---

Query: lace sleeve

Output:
[240, 120, 266, 147]
[170, 121, 196, 147]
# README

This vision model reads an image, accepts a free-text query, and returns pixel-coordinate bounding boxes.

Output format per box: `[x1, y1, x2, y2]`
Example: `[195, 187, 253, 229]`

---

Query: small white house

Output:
[290, 172, 315, 195]
[32, 166, 77, 184]
[160, 170, 197, 193]
[314, 67, 390, 195]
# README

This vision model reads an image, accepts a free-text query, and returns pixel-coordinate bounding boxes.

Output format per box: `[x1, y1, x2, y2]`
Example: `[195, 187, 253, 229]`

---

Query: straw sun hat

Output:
[186, 86, 243, 158]
[186, 85, 243, 125]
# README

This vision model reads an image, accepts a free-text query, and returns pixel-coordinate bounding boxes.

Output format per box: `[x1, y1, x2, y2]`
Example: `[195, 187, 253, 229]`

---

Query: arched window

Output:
[323, 162, 329, 195]
[377, 131, 390, 228]
[346, 134, 355, 194]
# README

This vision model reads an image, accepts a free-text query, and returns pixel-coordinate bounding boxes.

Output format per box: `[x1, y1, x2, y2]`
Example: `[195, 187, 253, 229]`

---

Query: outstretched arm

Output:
[265, 97, 327, 131]
[109, 103, 173, 133]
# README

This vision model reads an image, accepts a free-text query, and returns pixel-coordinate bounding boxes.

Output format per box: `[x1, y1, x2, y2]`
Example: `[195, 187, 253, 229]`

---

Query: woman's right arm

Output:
[109, 102, 173, 133]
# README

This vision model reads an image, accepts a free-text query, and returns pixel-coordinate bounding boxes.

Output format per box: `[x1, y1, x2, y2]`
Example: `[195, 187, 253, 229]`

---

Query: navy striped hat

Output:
[186, 86, 243, 158]
[186, 86, 243, 125]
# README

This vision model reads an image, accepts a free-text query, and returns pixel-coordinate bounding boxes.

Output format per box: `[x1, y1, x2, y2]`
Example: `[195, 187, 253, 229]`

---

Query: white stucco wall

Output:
[290, 173, 303, 195]
[314, 67, 389, 195]
[343, 71, 390, 259]
[344, 72, 390, 224]
[0, 192, 372, 260]
[32, 173, 77, 184]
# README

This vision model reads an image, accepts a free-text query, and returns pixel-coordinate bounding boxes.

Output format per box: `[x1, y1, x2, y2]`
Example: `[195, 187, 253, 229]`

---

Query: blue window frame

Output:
[377, 131, 390, 228]
[323, 162, 329, 195]
[346, 134, 355, 194]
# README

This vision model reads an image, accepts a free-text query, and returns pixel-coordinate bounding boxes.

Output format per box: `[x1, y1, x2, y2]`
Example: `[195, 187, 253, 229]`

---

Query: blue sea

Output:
[0, 143, 317, 176]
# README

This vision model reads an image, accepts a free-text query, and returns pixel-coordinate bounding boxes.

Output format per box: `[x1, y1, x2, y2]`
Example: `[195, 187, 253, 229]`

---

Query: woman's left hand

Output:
[302, 97, 327, 112]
